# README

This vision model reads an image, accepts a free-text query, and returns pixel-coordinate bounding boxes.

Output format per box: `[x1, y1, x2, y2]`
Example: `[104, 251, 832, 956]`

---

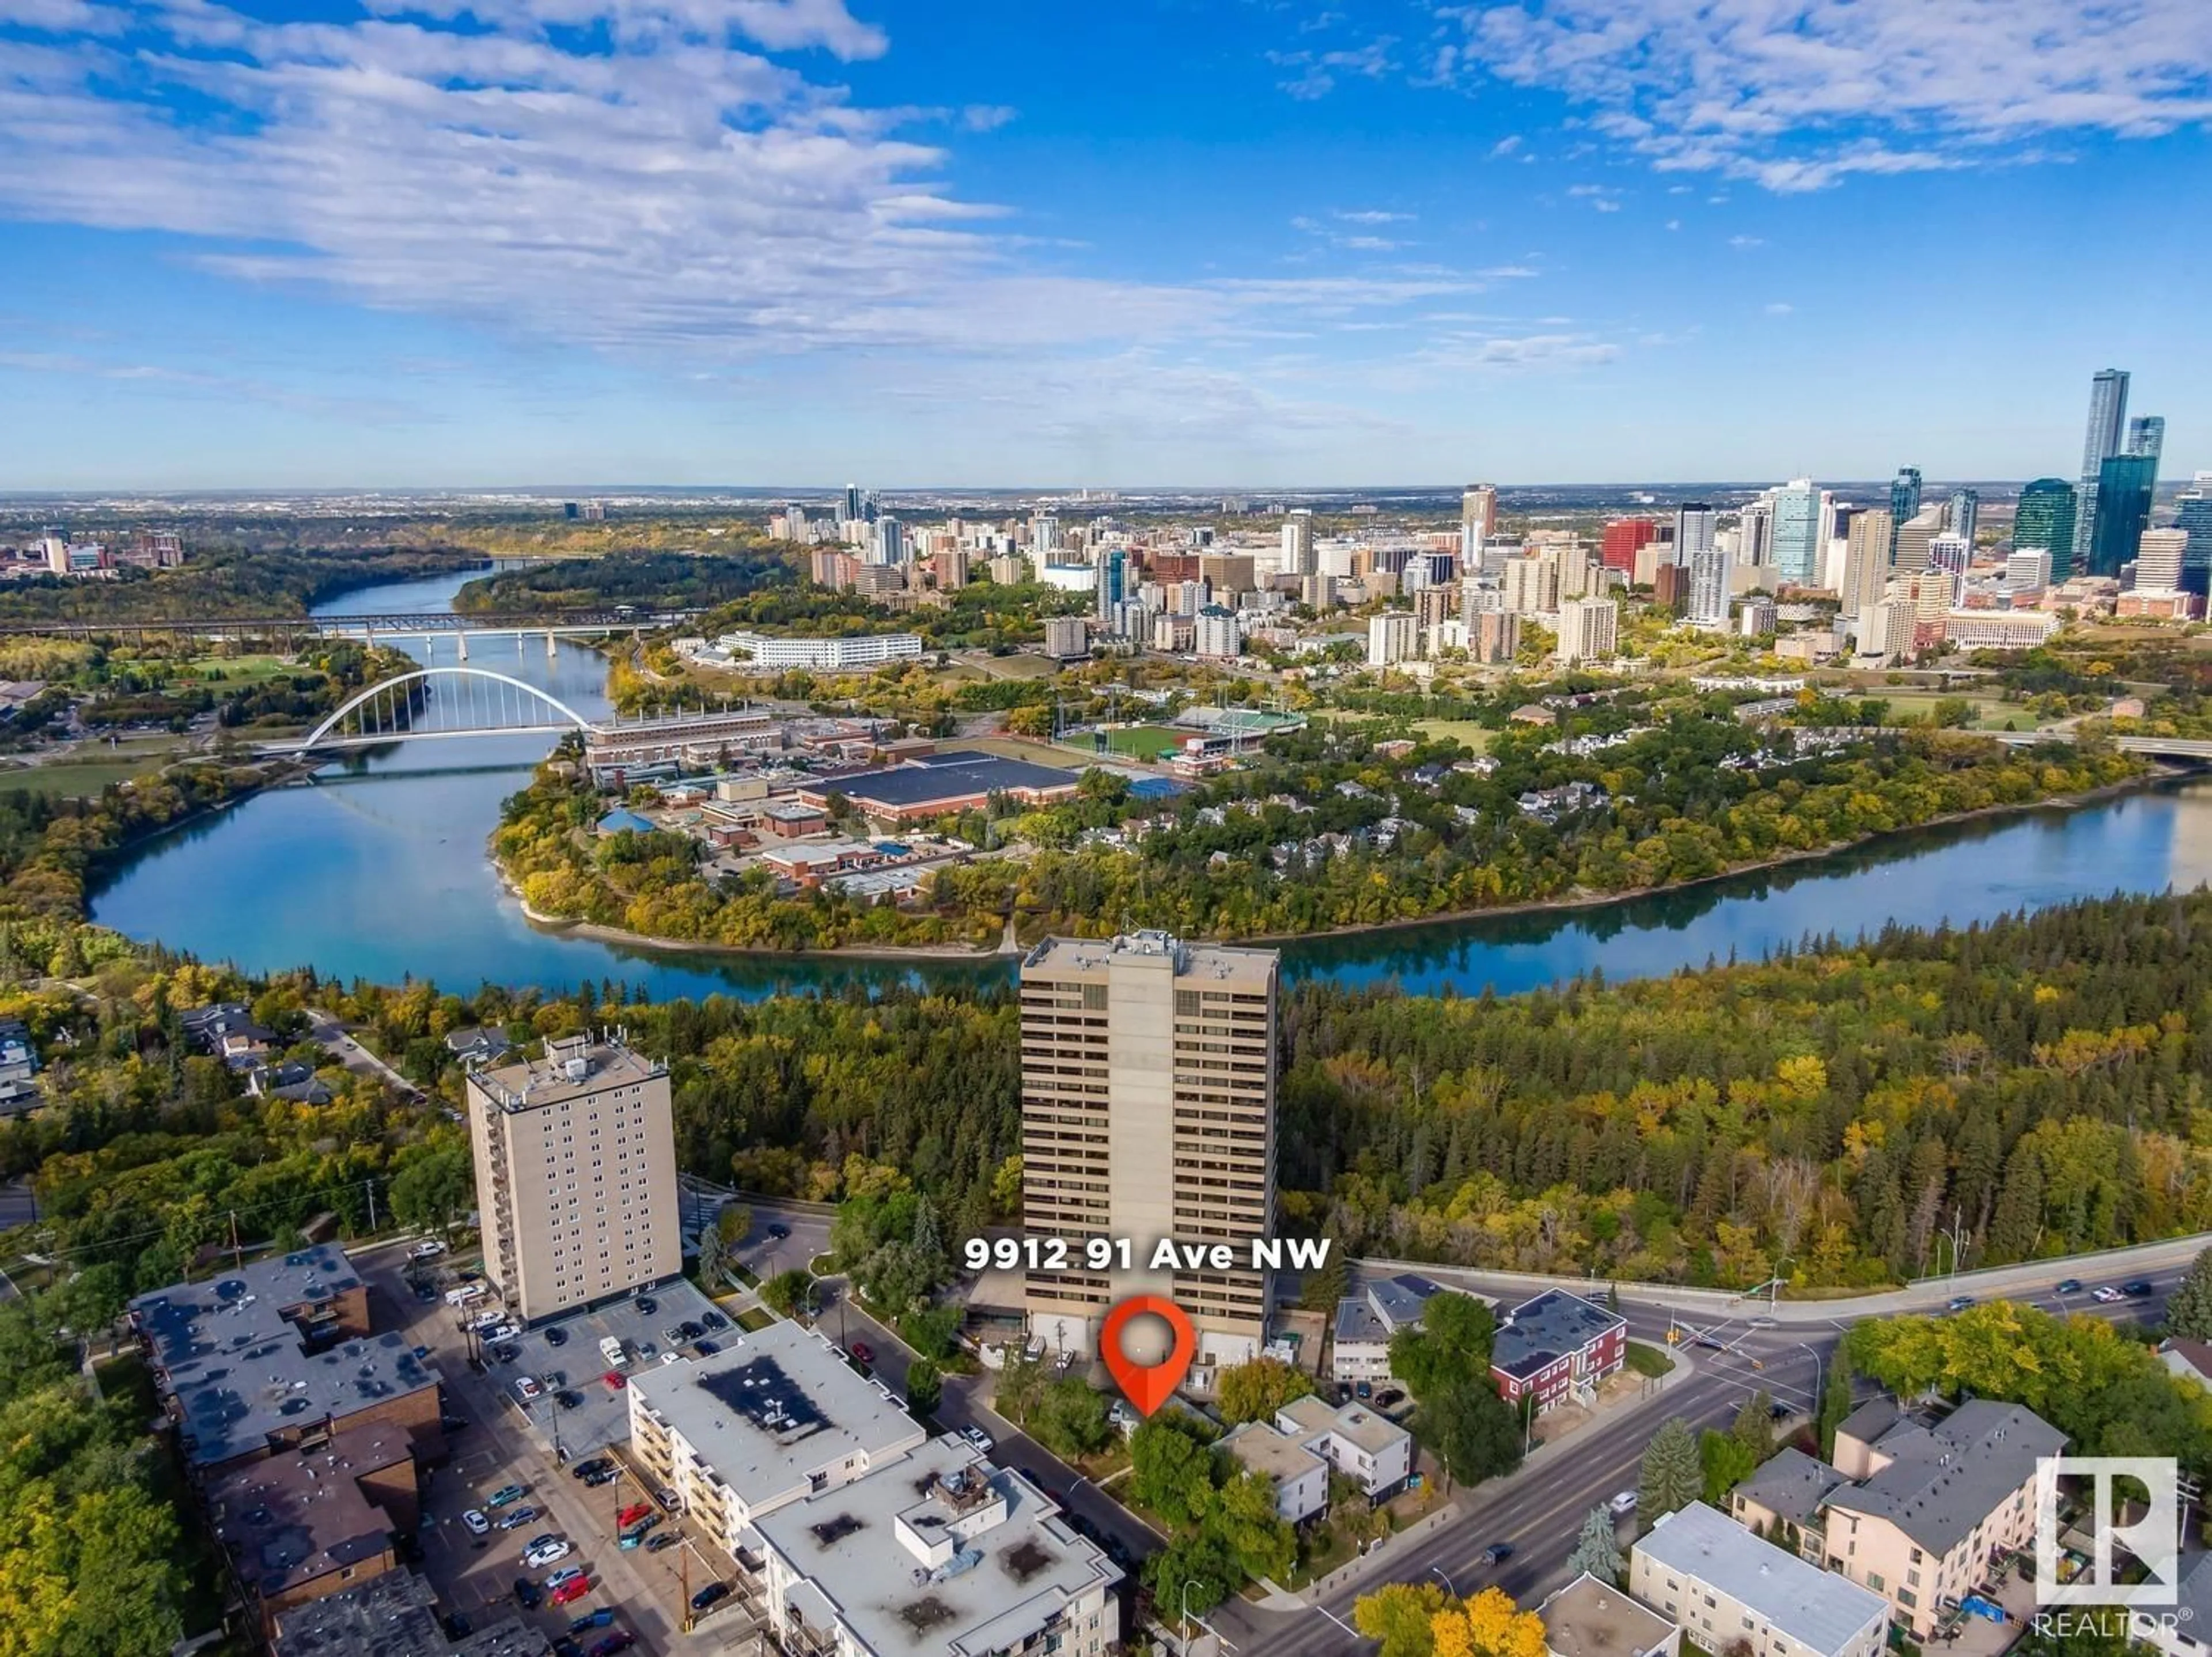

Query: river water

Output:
[86, 568, 2212, 1000]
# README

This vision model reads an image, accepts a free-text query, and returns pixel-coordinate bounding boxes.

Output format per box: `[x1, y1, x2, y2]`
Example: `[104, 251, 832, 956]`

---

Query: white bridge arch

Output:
[297, 666, 599, 749]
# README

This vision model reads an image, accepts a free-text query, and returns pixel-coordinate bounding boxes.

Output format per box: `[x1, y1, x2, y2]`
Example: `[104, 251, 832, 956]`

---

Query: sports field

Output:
[1094, 723, 1185, 760]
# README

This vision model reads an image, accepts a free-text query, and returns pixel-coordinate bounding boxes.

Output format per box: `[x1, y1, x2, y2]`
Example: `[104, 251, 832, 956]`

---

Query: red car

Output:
[603, 1371, 626, 1390]
[616, 1503, 652, 1530]
[550, 1575, 592, 1607]
[850, 1341, 873, 1366]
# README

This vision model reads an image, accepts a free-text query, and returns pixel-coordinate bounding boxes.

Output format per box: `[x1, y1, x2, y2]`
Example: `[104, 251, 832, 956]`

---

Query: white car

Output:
[1609, 1490, 1638, 1516]
[408, 1239, 447, 1260]
[524, 1539, 571, 1570]
[514, 1376, 542, 1402]
[486, 1322, 521, 1343]
[963, 1426, 994, 1454]
[2093, 1286, 2126, 1303]
[461, 1509, 490, 1537]
[544, 1563, 585, 1591]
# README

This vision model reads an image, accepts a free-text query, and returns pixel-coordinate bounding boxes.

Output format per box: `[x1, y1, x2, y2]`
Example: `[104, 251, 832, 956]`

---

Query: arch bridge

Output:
[261, 666, 603, 753]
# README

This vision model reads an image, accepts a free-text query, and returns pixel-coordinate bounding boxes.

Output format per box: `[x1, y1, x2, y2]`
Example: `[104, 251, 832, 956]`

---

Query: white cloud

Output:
[1488, 134, 1524, 157]
[1728, 234, 1765, 248]
[1269, 38, 1397, 100]
[1336, 208, 1415, 223]
[1430, 0, 2212, 190]
[1764, 301, 1793, 314]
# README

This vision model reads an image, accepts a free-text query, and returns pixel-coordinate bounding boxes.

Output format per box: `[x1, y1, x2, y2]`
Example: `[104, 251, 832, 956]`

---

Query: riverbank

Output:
[492, 760, 2183, 966]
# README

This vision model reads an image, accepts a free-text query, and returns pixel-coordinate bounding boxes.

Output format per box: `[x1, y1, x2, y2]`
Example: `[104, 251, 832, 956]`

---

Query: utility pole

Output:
[365, 1177, 377, 1234]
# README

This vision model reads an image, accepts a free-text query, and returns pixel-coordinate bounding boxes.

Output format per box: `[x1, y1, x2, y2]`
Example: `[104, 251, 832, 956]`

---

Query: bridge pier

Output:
[456, 632, 468, 662]
[547, 630, 558, 658]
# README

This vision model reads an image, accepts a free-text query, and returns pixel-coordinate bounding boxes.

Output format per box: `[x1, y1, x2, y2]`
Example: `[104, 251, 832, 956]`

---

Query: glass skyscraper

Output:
[1770, 479, 1823, 585]
[1889, 467, 1922, 555]
[1946, 488, 1978, 546]
[2176, 478, 2212, 598]
[2076, 369, 2130, 569]
[2013, 479, 2078, 582]
[2089, 453, 2157, 578]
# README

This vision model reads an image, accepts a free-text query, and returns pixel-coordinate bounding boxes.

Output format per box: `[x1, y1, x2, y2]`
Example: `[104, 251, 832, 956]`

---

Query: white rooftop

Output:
[1637, 1502, 1888, 1657]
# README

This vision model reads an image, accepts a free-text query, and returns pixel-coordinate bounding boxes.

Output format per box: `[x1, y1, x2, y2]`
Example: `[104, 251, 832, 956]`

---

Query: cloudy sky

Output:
[1, 0, 2206, 488]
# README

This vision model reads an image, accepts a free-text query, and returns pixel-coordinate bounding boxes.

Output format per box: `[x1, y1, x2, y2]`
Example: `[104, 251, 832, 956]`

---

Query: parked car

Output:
[582, 1465, 619, 1487]
[440, 1415, 470, 1434]
[486, 1322, 521, 1343]
[695, 1340, 718, 1356]
[497, 1506, 540, 1531]
[550, 1575, 593, 1608]
[2124, 1280, 2156, 1298]
[691, 1583, 730, 1612]
[850, 1341, 874, 1366]
[633, 1295, 657, 1315]
[408, 1239, 447, 1260]
[544, 1563, 585, 1591]
[700, 1310, 728, 1330]
[766, 1223, 790, 1239]
[461, 1509, 490, 1537]
[486, 1484, 529, 1508]
[570, 1609, 616, 1633]
[525, 1540, 573, 1571]
[587, 1633, 637, 1657]
[556, 1390, 582, 1410]
[677, 1321, 703, 1340]
[647, 1531, 680, 1552]
[1608, 1491, 1638, 1516]
[2055, 1278, 2083, 1294]
[442, 1613, 472, 1640]
[513, 1579, 543, 1609]
[515, 1377, 543, 1402]
[1482, 1541, 1515, 1567]
[663, 1326, 688, 1345]
[963, 1426, 993, 1453]
[544, 1326, 568, 1347]
[603, 1371, 626, 1391]
[571, 1458, 612, 1481]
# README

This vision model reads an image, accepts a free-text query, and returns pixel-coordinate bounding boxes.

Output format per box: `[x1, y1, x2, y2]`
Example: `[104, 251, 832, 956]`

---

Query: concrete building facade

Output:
[465, 1034, 680, 1324]
[1019, 932, 1279, 1370]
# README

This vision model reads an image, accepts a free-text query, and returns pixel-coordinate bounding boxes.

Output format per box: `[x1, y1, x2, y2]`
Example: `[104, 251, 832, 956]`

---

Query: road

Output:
[306, 1007, 429, 1100]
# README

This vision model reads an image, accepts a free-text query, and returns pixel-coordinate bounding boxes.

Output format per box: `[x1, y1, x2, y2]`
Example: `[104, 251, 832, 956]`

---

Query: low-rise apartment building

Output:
[1630, 1501, 1889, 1657]
[1219, 1419, 1331, 1522]
[1539, 1571, 1681, 1657]
[1490, 1288, 1626, 1411]
[1730, 1398, 2065, 1640]
[1275, 1394, 1415, 1501]
[1329, 1272, 1459, 1385]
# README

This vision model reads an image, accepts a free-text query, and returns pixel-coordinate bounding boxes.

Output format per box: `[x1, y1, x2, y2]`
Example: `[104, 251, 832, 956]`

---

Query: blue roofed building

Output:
[796, 749, 1084, 826]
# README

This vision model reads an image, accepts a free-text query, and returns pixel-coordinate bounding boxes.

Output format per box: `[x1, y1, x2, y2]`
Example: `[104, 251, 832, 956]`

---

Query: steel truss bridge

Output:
[0, 608, 704, 644]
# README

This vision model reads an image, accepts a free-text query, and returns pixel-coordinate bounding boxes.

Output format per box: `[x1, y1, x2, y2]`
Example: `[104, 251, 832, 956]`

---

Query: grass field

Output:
[1094, 723, 1185, 760]
[0, 734, 194, 798]
[1412, 719, 1497, 752]
[1870, 692, 2026, 731]
[169, 651, 299, 687]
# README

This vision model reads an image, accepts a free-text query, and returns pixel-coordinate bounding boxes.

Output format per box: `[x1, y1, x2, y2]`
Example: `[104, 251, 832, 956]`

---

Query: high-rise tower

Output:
[2075, 369, 2131, 569]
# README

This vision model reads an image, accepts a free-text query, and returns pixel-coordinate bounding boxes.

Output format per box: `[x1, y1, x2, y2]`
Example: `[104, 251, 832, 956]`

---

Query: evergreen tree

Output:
[1565, 1505, 1624, 1585]
[1639, 1417, 1702, 1518]
[1732, 1391, 1774, 1462]
[2166, 1247, 2212, 1340]
[1817, 1343, 1856, 1461]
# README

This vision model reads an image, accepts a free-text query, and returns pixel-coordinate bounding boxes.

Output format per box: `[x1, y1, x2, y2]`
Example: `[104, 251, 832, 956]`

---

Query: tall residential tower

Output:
[2075, 369, 2131, 570]
[1019, 933, 1279, 1371]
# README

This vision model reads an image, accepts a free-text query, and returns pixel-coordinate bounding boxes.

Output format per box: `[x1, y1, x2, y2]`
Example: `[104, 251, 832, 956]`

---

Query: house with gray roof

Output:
[1732, 1397, 2066, 1641]
[1329, 1272, 1475, 1385]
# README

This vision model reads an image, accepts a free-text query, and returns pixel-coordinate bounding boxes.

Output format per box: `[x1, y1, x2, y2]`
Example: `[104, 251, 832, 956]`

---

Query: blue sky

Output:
[1, 0, 2206, 489]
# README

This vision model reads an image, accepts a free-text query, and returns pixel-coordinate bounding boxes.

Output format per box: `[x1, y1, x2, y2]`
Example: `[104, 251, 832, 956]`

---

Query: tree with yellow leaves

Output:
[1433, 1587, 1550, 1657]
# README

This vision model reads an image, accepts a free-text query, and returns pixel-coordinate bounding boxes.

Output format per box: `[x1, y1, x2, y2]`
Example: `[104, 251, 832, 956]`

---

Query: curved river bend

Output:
[89, 570, 2212, 1000]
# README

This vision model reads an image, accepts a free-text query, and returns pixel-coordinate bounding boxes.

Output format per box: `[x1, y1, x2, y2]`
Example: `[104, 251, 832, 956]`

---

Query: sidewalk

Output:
[1253, 1349, 1701, 1611]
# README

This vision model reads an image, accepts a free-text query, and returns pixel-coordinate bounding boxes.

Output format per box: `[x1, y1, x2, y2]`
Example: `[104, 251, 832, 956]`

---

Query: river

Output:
[86, 567, 2212, 1000]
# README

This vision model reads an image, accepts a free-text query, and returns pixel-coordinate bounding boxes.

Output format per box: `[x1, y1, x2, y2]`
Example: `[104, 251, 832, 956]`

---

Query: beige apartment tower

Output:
[465, 1033, 680, 1324]
[1020, 932, 1278, 1369]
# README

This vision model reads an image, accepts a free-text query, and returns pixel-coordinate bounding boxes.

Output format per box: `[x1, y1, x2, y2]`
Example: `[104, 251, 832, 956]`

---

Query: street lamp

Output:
[1800, 1343, 1824, 1413]
[1431, 1564, 1460, 1598]
[1771, 1257, 1794, 1311]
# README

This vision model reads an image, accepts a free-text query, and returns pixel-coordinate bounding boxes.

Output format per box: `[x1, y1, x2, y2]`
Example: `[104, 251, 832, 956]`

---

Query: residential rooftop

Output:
[467, 1033, 664, 1114]
[206, 1421, 413, 1599]
[1637, 1501, 1889, 1657]
[273, 1569, 553, 1657]
[1020, 930, 1279, 985]
[1368, 1272, 1449, 1329]
[1828, 1400, 2066, 1556]
[629, 1320, 925, 1514]
[1221, 1420, 1327, 1487]
[753, 1434, 1119, 1657]
[128, 1246, 441, 1469]
[1539, 1571, 1679, 1657]
[1493, 1288, 1624, 1381]
[1734, 1446, 1844, 1528]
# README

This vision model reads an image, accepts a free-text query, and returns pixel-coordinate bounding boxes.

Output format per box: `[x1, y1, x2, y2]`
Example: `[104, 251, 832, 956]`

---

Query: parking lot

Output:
[486, 1279, 734, 1463]
[368, 1245, 768, 1654]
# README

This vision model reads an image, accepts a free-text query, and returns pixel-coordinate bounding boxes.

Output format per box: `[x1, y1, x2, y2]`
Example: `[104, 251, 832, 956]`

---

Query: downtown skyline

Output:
[0, 0, 2206, 490]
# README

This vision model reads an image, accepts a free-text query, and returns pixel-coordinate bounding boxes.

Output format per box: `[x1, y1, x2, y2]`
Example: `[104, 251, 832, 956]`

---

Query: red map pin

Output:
[1100, 1294, 1198, 1417]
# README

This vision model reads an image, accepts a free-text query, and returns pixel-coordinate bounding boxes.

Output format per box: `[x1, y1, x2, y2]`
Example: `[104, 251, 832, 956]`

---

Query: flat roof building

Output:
[1539, 1571, 1681, 1657]
[1491, 1288, 1627, 1411]
[1630, 1501, 1889, 1657]
[752, 1434, 1120, 1657]
[1019, 932, 1280, 1372]
[465, 1034, 680, 1324]
[798, 749, 1084, 825]
[128, 1245, 442, 1475]
[627, 1320, 927, 1559]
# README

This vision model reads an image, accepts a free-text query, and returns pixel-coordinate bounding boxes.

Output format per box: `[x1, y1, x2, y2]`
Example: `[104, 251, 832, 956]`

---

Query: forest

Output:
[451, 548, 791, 613]
[0, 544, 483, 622]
